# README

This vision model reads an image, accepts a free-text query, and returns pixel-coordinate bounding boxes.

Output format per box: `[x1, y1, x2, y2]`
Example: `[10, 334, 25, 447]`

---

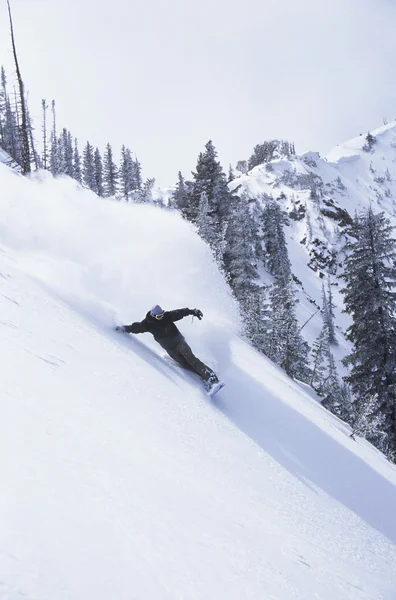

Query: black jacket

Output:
[124, 308, 193, 350]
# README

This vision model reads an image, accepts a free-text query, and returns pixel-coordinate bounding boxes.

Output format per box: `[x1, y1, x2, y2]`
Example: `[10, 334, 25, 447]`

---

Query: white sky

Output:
[1, 0, 396, 186]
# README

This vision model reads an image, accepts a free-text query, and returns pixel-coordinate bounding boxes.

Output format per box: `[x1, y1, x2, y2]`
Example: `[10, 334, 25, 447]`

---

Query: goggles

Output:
[153, 311, 165, 320]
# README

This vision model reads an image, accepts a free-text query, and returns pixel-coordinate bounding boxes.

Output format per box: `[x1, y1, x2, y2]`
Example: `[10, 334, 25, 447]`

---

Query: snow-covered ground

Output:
[1, 163, 396, 600]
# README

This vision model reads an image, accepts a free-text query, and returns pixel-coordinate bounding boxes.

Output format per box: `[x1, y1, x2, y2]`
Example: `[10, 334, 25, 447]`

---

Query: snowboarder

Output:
[116, 305, 223, 394]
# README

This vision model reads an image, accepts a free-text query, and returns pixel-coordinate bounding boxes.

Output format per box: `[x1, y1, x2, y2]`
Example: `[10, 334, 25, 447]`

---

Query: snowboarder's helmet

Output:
[150, 304, 165, 319]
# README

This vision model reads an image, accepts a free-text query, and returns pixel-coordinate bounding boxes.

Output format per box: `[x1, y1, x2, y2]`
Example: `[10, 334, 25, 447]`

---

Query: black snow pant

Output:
[166, 339, 218, 385]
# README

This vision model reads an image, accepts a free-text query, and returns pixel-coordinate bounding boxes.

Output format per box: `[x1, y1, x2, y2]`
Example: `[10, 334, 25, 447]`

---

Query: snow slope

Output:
[1, 164, 396, 600]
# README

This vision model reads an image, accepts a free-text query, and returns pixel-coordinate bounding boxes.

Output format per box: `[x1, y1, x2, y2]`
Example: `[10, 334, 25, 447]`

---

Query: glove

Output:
[115, 325, 125, 332]
[191, 308, 203, 320]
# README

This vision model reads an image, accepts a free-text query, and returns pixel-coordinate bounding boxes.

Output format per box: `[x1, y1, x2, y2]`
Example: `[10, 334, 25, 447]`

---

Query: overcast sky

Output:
[1, 0, 396, 186]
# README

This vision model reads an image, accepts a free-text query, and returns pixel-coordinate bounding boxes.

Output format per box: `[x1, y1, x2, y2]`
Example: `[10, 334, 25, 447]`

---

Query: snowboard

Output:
[207, 381, 225, 398]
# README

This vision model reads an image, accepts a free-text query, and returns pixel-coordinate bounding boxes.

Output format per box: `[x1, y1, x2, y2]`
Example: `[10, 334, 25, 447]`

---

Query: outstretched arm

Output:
[165, 308, 203, 323]
[118, 321, 149, 334]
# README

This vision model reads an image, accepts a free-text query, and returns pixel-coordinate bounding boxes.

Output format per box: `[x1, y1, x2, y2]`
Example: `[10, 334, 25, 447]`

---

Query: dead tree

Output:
[7, 0, 30, 173]
[42, 99, 48, 169]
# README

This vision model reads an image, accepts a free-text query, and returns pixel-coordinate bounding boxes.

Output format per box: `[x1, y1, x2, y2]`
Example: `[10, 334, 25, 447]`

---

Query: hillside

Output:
[229, 122, 396, 358]
[1, 162, 396, 600]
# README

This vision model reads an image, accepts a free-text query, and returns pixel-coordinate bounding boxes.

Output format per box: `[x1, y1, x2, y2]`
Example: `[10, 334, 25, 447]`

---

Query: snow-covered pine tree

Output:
[268, 278, 311, 381]
[248, 140, 293, 170]
[341, 207, 396, 456]
[338, 383, 354, 423]
[119, 145, 134, 201]
[261, 200, 291, 282]
[136, 177, 155, 203]
[322, 277, 338, 346]
[261, 199, 310, 380]
[188, 140, 232, 265]
[188, 140, 230, 232]
[321, 350, 344, 417]
[350, 394, 386, 447]
[242, 285, 272, 354]
[59, 128, 73, 177]
[212, 168, 231, 224]
[103, 143, 118, 197]
[94, 147, 104, 196]
[363, 132, 376, 152]
[218, 191, 266, 342]
[236, 160, 248, 175]
[310, 281, 345, 417]
[82, 141, 96, 192]
[197, 191, 212, 243]
[131, 157, 142, 192]
[73, 138, 82, 184]
[227, 192, 273, 352]
[310, 326, 328, 392]
[228, 164, 235, 183]
[223, 193, 259, 299]
[172, 171, 190, 215]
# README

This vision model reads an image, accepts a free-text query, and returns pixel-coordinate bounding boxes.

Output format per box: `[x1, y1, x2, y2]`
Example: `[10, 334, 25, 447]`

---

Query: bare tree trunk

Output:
[42, 99, 48, 169]
[7, 0, 30, 174]
[26, 103, 38, 169]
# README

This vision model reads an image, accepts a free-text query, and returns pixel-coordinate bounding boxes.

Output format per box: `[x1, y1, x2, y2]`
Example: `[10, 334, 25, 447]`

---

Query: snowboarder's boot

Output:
[206, 374, 225, 397]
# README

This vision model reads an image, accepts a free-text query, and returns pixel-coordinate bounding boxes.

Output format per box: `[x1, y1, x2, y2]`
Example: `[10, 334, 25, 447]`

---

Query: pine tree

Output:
[339, 383, 354, 423]
[187, 140, 231, 264]
[341, 207, 396, 455]
[119, 145, 134, 201]
[321, 350, 344, 417]
[260, 199, 310, 380]
[322, 277, 338, 346]
[363, 132, 376, 152]
[310, 282, 345, 417]
[261, 201, 291, 283]
[224, 194, 259, 299]
[242, 285, 272, 353]
[310, 327, 328, 392]
[172, 171, 189, 215]
[189, 140, 230, 223]
[94, 147, 104, 196]
[103, 142, 118, 197]
[137, 177, 155, 203]
[350, 394, 386, 445]
[131, 157, 142, 191]
[73, 138, 82, 183]
[197, 191, 213, 243]
[268, 278, 311, 381]
[248, 140, 293, 170]
[82, 141, 96, 191]
[58, 128, 73, 177]
[228, 164, 235, 182]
